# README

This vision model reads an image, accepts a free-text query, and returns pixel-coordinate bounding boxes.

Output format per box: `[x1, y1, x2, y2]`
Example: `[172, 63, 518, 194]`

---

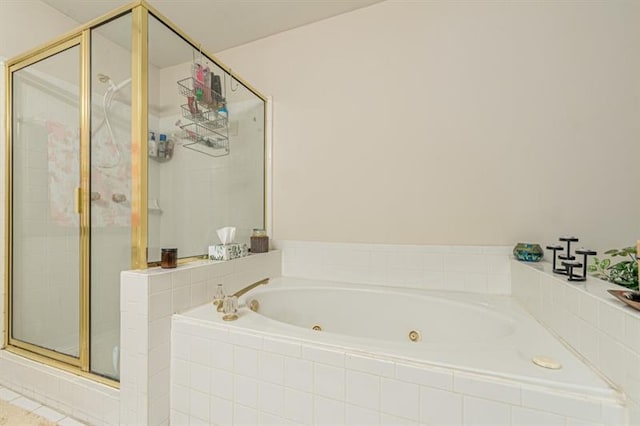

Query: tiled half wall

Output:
[120, 250, 281, 425]
[276, 240, 512, 294]
[512, 260, 640, 425]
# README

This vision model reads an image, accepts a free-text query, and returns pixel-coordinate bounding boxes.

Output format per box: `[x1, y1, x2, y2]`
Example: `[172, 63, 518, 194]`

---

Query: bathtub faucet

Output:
[233, 278, 269, 298]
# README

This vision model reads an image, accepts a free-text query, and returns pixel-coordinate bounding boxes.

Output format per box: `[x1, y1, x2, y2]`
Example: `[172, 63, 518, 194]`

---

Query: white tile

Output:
[601, 401, 626, 426]
[379, 413, 419, 426]
[314, 363, 345, 400]
[0, 387, 20, 402]
[191, 266, 209, 284]
[189, 415, 208, 426]
[444, 253, 486, 273]
[454, 373, 521, 405]
[314, 395, 345, 426]
[259, 411, 284, 426]
[33, 405, 66, 422]
[346, 354, 394, 377]
[566, 419, 604, 426]
[189, 363, 210, 394]
[234, 403, 258, 425]
[191, 282, 208, 307]
[599, 302, 626, 343]
[172, 269, 192, 289]
[284, 389, 312, 425]
[302, 345, 344, 367]
[171, 409, 189, 426]
[521, 388, 600, 421]
[211, 341, 234, 371]
[598, 333, 626, 386]
[189, 389, 209, 422]
[578, 292, 599, 325]
[346, 404, 380, 426]
[577, 319, 600, 366]
[189, 337, 211, 366]
[284, 357, 313, 392]
[209, 395, 232, 426]
[235, 346, 259, 377]
[487, 274, 511, 295]
[380, 378, 420, 421]
[624, 313, 640, 353]
[172, 287, 191, 314]
[149, 273, 172, 295]
[149, 391, 170, 426]
[210, 369, 233, 400]
[463, 396, 510, 426]
[232, 331, 264, 350]
[486, 255, 510, 275]
[234, 375, 259, 408]
[171, 358, 190, 387]
[419, 386, 461, 426]
[628, 399, 640, 426]
[150, 316, 171, 350]
[395, 363, 453, 391]
[512, 406, 565, 426]
[149, 342, 171, 377]
[150, 290, 171, 321]
[259, 381, 284, 417]
[346, 370, 380, 411]
[11, 396, 41, 412]
[263, 338, 301, 358]
[259, 351, 285, 385]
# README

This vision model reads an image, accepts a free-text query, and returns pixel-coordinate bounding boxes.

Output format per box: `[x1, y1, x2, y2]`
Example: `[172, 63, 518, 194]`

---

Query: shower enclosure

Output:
[4, 0, 267, 385]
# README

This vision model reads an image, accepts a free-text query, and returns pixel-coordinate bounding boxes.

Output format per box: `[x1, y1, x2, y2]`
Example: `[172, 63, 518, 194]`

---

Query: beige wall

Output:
[217, 0, 640, 252]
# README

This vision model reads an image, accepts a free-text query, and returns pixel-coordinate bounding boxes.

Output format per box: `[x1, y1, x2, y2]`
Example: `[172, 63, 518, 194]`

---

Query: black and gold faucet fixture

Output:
[546, 237, 596, 282]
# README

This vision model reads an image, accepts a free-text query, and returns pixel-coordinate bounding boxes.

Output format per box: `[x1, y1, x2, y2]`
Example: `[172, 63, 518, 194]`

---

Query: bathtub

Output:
[172, 277, 625, 425]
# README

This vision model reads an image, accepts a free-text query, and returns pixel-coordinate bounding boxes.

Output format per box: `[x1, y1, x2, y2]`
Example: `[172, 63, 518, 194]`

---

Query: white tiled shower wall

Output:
[120, 250, 281, 426]
[276, 240, 512, 294]
[170, 315, 624, 426]
[511, 260, 640, 425]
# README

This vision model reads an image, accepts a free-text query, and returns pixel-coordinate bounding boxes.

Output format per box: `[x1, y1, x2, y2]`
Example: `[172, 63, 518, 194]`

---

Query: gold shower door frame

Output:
[4, 0, 267, 386]
[4, 34, 90, 373]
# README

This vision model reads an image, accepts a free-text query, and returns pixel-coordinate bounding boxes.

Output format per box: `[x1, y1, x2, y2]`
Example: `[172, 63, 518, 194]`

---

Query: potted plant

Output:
[588, 246, 639, 291]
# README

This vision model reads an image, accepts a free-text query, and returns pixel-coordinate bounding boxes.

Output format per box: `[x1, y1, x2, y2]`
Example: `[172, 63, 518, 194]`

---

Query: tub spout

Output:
[233, 278, 269, 299]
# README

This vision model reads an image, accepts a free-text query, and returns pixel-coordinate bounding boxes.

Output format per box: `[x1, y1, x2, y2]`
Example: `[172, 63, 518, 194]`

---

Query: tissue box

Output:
[209, 243, 248, 261]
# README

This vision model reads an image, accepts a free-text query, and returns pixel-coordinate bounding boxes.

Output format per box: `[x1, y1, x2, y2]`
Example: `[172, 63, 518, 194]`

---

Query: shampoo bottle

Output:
[148, 131, 157, 157]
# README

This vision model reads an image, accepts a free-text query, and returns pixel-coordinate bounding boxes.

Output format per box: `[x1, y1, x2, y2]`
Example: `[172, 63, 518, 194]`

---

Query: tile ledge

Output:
[512, 258, 640, 319]
[122, 250, 281, 276]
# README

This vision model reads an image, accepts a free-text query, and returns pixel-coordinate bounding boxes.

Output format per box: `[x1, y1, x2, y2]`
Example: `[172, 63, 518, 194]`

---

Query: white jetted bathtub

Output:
[172, 277, 626, 425]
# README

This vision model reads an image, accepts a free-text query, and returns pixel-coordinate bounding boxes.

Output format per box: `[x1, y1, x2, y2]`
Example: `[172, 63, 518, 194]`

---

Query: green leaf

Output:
[605, 249, 619, 255]
[602, 259, 611, 268]
[587, 265, 597, 272]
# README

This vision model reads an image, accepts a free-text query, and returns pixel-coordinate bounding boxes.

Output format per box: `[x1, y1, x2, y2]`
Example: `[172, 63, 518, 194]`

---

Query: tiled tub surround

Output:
[120, 250, 281, 426]
[171, 277, 624, 426]
[512, 260, 640, 425]
[276, 240, 512, 294]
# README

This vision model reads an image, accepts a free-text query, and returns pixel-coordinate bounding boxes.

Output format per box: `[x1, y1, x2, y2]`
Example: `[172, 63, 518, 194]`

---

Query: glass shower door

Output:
[10, 41, 83, 363]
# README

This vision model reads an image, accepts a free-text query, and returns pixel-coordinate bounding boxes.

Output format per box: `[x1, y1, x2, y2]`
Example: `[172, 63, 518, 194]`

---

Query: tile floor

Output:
[0, 386, 86, 425]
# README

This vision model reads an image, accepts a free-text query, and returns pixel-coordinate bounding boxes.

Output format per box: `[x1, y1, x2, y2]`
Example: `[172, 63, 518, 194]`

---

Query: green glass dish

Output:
[513, 243, 544, 262]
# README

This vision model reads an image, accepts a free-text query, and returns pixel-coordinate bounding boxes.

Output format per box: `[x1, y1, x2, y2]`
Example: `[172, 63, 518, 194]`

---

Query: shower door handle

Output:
[74, 187, 82, 214]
